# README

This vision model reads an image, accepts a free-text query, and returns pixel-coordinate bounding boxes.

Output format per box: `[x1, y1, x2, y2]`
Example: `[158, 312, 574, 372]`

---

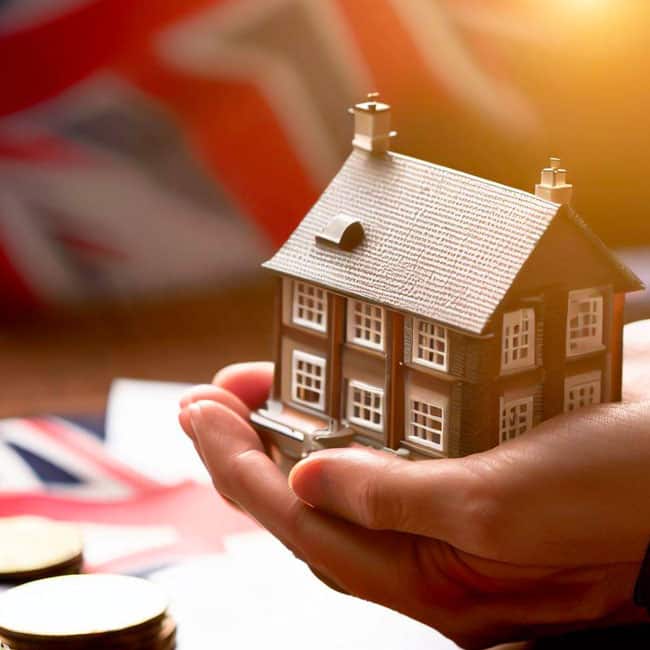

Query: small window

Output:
[564, 372, 602, 412]
[347, 301, 384, 351]
[347, 380, 384, 431]
[412, 319, 448, 371]
[502, 309, 535, 372]
[499, 396, 533, 443]
[292, 351, 326, 410]
[292, 282, 327, 332]
[407, 399, 445, 451]
[566, 289, 603, 357]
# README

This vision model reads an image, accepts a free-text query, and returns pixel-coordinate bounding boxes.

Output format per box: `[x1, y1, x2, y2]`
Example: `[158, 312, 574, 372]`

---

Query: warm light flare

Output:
[559, 0, 615, 16]
[540, 0, 638, 57]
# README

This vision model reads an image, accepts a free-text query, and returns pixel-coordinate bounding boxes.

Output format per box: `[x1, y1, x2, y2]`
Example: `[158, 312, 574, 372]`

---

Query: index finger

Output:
[186, 399, 408, 603]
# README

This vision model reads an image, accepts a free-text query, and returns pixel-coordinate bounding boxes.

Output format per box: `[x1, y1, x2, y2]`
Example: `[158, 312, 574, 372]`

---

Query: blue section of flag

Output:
[63, 414, 106, 442]
[5, 441, 83, 485]
[0, 416, 136, 497]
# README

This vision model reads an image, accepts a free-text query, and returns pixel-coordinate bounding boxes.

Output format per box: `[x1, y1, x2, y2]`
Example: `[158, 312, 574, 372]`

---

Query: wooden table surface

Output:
[0, 279, 274, 418]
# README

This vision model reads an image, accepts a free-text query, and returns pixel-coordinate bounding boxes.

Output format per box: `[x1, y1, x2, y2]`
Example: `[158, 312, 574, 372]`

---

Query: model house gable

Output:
[503, 206, 641, 300]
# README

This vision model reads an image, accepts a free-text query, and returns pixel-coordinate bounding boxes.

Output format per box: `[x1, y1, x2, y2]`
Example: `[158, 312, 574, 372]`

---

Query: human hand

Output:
[178, 322, 650, 649]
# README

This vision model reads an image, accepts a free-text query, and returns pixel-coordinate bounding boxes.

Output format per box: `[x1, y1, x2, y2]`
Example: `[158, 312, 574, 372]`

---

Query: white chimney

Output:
[535, 157, 573, 205]
[349, 92, 396, 154]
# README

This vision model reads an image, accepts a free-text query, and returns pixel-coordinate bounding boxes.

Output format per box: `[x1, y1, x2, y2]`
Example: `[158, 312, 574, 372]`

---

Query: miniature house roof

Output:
[264, 149, 642, 334]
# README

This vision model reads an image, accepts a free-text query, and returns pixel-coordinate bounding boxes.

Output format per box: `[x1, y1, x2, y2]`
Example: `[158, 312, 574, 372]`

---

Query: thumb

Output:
[288, 448, 484, 544]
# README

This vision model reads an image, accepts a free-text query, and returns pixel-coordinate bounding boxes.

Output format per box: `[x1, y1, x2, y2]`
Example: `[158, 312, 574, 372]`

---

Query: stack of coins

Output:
[0, 575, 175, 649]
[0, 517, 83, 584]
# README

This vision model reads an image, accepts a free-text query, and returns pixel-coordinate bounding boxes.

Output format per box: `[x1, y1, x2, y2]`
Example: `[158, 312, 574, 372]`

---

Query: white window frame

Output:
[406, 393, 446, 452]
[291, 350, 326, 411]
[564, 371, 602, 413]
[346, 380, 384, 432]
[292, 282, 327, 333]
[566, 288, 604, 357]
[412, 319, 448, 372]
[499, 395, 534, 443]
[501, 308, 535, 372]
[346, 300, 384, 351]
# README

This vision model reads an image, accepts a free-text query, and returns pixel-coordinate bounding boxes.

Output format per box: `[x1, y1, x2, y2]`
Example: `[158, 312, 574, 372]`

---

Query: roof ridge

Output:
[384, 149, 560, 207]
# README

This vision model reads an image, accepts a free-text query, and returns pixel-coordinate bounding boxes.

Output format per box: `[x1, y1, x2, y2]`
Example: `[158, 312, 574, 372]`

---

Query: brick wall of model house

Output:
[456, 288, 614, 457]
[275, 275, 616, 459]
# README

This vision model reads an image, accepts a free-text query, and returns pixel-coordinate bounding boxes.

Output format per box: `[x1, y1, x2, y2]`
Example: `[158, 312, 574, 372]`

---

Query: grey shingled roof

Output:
[263, 149, 639, 334]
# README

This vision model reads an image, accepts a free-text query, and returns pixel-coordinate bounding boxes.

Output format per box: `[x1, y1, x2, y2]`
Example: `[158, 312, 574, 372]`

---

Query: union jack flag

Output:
[0, 416, 256, 575]
[0, 0, 536, 312]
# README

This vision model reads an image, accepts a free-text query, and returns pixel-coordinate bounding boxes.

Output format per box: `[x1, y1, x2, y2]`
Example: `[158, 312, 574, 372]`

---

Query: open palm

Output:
[178, 321, 650, 649]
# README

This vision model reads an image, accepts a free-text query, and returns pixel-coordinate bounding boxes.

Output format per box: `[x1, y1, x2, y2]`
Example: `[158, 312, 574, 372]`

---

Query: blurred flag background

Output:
[0, 0, 648, 313]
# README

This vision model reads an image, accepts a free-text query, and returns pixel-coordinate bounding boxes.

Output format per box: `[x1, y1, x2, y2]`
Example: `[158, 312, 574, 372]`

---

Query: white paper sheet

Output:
[151, 531, 458, 650]
[105, 378, 211, 484]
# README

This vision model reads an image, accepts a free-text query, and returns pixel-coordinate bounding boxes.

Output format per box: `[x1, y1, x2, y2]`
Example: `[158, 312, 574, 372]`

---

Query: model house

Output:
[251, 96, 643, 461]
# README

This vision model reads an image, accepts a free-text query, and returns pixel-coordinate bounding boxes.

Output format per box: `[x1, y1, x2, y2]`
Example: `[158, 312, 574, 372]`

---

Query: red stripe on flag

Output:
[334, 0, 447, 107]
[28, 418, 163, 493]
[0, 0, 221, 116]
[0, 482, 258, 574]
[119, 54, 320, 246]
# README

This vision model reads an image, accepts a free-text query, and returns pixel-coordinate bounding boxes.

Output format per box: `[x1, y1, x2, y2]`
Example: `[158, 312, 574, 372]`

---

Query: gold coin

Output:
[0, 575, 168, 638]
[0, 517, 82, 578]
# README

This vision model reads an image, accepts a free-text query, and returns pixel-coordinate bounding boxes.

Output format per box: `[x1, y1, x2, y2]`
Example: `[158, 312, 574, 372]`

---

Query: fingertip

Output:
[289, 448, 420, 527]
[288, 455, 322, 506]
[289, 449, 358, 507]
[186, 399, 265, 454]
[190, 398, 241, 427]
[178, 407, 195, 439]
[213, 361, 272, 384]
[290, 448, 379, 483]
[189, 398, 228, 426]
[178, 384, 250, 420]
[179, 384, 213, 408]
[212, 362, 274, 409]
[181, 400, 267, 492]
[187, 402, 203, 436]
